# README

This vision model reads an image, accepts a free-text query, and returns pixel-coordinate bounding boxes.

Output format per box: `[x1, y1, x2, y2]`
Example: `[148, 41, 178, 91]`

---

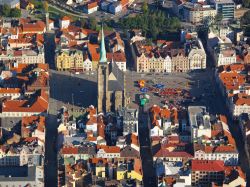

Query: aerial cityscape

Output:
[0, 0, 249, 186]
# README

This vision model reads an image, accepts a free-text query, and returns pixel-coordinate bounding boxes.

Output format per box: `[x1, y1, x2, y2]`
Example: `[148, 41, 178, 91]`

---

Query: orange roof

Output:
[191, 160, 224, 172]
[0, 88, 21, 94]
[107, 51, 126, 62]
[97, 145, 120, 153]
[23, 137, 38, 143]
[133, 158, 142, 175]
[219, 71, 246, 91]
[131, 133, 139, 146]
[61, 16, 71, 21]
[22, 115, 46, 132]
[97, 116, 105, 138]
[86, 116, 97, 126]
[2, 91, 48, 113]
[219, 115, 227, 124]
[87, 136, 97, 141]
[89, 158, 107, 164]
[87, 1, 98, 9]
[120, 0, 129, 6]
[81, 28, 98, 35]
[21, 21, 45, 33]
[61, 146, 78, 154]
[164, 177, 176, 186]
[88, 43, 100, 61]
[160, 108, 170, 118]
[234, 93, 250, 105]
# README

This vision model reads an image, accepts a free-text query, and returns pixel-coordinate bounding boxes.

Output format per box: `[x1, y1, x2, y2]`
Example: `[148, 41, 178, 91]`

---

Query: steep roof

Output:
[108, 62, 124, 91]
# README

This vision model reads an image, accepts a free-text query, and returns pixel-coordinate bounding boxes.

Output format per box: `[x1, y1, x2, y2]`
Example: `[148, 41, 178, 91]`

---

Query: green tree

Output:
[243, 0, 250, 8]
[80, 18, 87, 27]
[242, 10, 250, 25]
[89, 17, 97, 30]
[1, 4, 11, 17]
[142, 0, 148, 14]
[118, 9, 181, 40]
[10, 8, 21, 18]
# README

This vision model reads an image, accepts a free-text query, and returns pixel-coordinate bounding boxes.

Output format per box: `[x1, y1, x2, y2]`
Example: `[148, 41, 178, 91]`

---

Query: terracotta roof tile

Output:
[191, 160, 224, 172]
[62, 146, 78, 154]
[97, 145, 120, 153]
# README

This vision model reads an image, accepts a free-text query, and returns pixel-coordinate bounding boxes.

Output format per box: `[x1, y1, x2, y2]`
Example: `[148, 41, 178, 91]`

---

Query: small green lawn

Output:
[48, 6, 79, 21]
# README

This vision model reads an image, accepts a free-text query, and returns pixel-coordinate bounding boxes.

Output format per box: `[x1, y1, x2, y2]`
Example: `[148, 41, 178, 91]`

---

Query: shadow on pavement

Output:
[45, 114, 58, 187]
[50, 72, 97, 108]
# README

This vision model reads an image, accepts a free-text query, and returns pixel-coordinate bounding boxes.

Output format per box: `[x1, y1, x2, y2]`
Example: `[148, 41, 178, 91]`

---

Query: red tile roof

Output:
[21, 21, 45, 33]
[22, 115, 46, 132]
[107, 51, 126, 62]
[0, 88, 21, 94]
[191, 160, 224, 172]
[134, 158, 142, 175]
[97, 145, 120, 153]
[61, 16, 71, 21]
[2, 91, 48, 113]
[88, 43, 100, 62]
[233, 93, 250, 105]
[61, 146, 78, 154]
[89, 158, 107, 164]
[86, 1, 98, 9]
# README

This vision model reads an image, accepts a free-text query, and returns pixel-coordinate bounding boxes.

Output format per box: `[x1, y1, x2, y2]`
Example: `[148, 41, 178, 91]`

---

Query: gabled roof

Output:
[97, 145, 120, 153]
[191, 160, 224, 172]
[108, 62, 124, 91]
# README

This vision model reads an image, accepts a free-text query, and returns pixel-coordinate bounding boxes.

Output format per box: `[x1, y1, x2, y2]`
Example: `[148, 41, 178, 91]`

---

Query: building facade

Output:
[56, 49, 84, 71]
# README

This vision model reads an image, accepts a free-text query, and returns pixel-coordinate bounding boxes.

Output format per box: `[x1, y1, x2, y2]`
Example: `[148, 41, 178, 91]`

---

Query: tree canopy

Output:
[119, 10, 181, 40]
[243, 0, 250, 8]
[241, 10, 250, 25]
[0, 5, 21, 18]
[10, 8, 21, 18]
[89, 17, 97, 30]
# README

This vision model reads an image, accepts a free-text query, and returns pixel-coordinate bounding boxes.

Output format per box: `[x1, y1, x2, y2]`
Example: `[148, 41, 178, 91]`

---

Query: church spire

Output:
[99, 24, 107, 63]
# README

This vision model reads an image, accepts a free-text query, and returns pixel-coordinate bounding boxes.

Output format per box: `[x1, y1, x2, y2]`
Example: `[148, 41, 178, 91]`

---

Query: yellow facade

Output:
[26, 3, 35, 10]
[117, 170, 142, 181]
[56, 51, 84, 71]
[117, 170, 127, 180]
[129, 171, 143, 181]
[96, 166, 105, 178]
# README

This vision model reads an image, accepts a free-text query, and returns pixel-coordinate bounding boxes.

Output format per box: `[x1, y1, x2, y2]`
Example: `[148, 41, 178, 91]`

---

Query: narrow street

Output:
[44, 32, 58, 186]
[138, 106, 157, 187]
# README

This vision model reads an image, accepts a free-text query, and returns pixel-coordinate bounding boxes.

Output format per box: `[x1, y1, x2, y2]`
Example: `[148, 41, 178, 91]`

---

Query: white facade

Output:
[188, 40, 206, 70]
[163, 56, 172, 73]
[0, 91, 21, 99]
[85, 6, 98, 14]
[0, 51, 45, 64]
[115, 61, 126, 72]
[188, 106, 211, 141]
[0, 111, 45, 118]
[86, 124, 97, 134]
[150, 126, 163, 137]
[230, 103, 250, 116]
[216, 51, 236, 66]
[194, 150, 239, 165]
[96, 149, 120, 158]
[83, 58, 93, 71]
[59, 19, 70, 29]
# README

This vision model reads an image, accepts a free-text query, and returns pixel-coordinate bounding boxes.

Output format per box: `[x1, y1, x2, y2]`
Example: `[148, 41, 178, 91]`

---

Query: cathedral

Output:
[97, 27, 126, 113]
